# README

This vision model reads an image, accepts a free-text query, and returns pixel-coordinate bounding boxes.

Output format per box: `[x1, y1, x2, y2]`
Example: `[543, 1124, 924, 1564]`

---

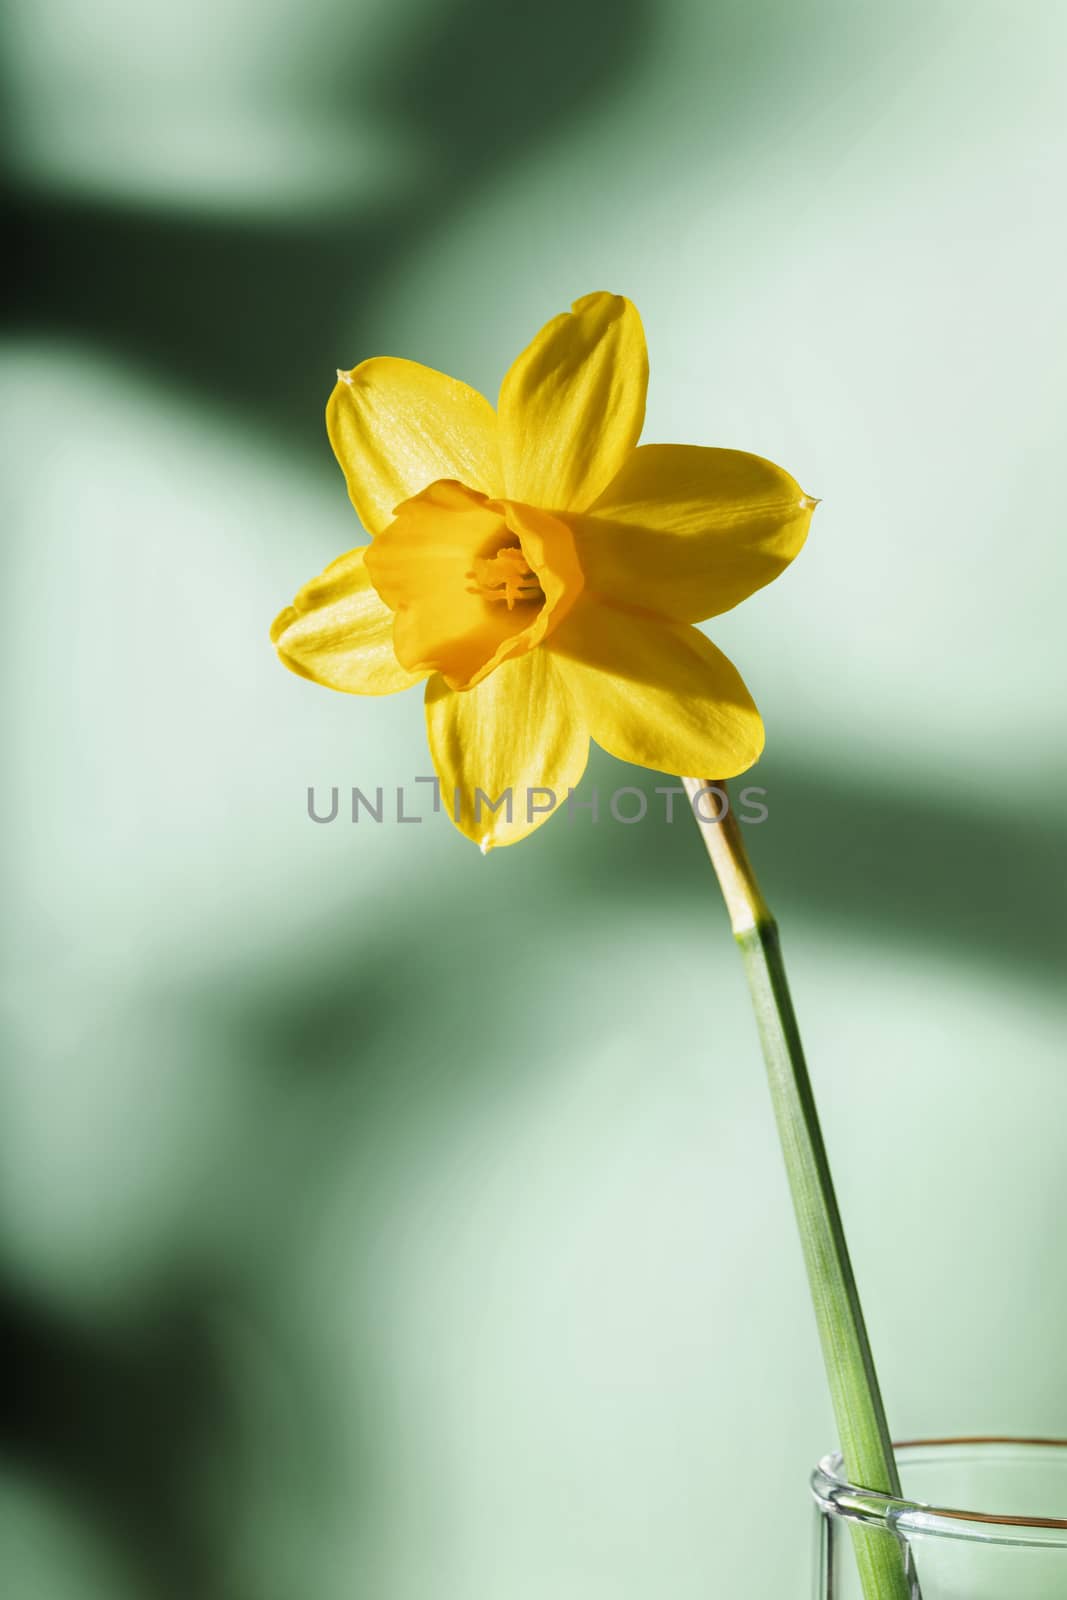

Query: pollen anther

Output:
[468, 546, 544, 610]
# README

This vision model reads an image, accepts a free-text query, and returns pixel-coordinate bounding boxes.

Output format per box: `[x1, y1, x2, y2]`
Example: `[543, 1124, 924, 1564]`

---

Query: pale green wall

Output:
[3, 2, 1066, 1595]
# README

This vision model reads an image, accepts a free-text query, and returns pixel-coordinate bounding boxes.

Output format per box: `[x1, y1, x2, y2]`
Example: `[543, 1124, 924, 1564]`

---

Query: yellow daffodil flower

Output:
[272, 292, 815, 849]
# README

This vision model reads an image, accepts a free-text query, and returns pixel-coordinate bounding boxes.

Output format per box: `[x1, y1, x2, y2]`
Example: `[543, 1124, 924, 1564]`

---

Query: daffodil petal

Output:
[327, 358, 503, 536]
[425, 649, 589, 849]
[569, 446, 815, 622]
[497, 292, 648, 512]
[272, 546, 424, 695]
[549, 598, 764, 777]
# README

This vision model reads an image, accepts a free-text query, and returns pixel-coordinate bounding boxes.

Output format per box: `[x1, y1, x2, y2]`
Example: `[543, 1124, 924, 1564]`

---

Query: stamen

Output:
[467, 545, 544, 610]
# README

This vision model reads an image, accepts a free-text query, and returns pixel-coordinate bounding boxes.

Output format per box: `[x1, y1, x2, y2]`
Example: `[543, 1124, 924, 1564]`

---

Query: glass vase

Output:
[812, 1437, 1067, 1599]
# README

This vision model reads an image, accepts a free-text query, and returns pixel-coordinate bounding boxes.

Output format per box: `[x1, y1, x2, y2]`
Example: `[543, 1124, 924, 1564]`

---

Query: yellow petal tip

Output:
[270, 605, 297, 644]
[479, 839, 492, 856]
[336, 368, 353, 387]
[800, 493, 821, 510]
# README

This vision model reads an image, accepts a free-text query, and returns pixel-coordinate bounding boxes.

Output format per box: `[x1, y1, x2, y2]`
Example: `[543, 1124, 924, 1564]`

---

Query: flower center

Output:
[468, 543, 545, 611]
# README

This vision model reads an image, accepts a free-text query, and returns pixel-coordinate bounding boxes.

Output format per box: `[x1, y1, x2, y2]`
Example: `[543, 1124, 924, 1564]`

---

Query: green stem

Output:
[684, 780, 914, 1600]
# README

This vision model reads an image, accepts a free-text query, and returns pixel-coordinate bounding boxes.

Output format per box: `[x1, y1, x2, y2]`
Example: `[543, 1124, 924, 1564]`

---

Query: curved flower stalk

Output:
[272, 292, 815, 848]
[688, 784, 916, 1600]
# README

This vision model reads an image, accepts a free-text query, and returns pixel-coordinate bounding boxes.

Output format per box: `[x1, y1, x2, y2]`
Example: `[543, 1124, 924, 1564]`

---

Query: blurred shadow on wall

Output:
[5, 0, 650, 457]
[3, 1282, 263, 1600]
[545, 752, 1067, 985]
[1, 0, 650, 1594]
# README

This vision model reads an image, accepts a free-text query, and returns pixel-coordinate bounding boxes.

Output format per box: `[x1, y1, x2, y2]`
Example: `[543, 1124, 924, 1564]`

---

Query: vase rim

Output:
[811, 1437, 1067, 1548]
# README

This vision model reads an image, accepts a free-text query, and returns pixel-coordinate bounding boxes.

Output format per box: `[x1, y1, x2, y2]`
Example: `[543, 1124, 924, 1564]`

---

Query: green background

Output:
[3, 1, 1066, 1594]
